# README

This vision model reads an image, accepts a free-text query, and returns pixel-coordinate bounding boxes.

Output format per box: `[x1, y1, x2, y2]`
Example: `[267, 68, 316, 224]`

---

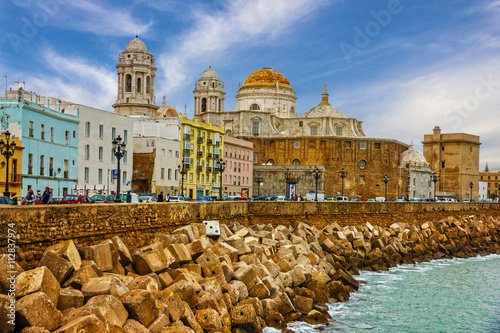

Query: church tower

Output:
[113, 36, 158, 116]
[193, 67, 226, 124]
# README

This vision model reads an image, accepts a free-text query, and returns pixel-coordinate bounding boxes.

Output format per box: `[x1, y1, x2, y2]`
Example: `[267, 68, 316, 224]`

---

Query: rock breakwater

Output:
[1, 214, 499, 332]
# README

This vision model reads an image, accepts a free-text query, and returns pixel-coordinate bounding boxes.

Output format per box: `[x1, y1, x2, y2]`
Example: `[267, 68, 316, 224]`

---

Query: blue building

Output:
[0, 89, 79, 196]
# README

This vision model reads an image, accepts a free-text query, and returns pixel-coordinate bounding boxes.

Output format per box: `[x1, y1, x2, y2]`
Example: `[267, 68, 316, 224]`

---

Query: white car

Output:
[169, 196, 188, 202]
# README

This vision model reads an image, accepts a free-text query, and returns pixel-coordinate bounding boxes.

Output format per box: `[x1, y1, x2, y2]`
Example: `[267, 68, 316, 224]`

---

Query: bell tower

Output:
[193, 66, 226, 123]
[113, 36, 158, 116]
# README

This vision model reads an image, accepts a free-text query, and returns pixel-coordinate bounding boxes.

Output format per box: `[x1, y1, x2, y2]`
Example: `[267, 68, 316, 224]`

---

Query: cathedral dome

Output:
[400, 147, 430, 167]
[241, 67, 291, 88]
[302, 84, 346, 118]
[200, 66, 219, 80]
[126, 36, 148, 52]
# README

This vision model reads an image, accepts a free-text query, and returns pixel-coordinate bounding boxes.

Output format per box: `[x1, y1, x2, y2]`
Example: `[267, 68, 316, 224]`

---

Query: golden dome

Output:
[242, 67, 291, 88]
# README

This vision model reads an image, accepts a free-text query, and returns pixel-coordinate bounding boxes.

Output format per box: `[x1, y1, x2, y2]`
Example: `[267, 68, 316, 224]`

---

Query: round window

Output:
[359, 160, 366, 169]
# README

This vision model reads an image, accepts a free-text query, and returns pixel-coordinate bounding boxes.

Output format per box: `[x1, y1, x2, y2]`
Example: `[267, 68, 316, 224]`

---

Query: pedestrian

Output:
[26, 189, 35, 205]
[165, 193, 170, 202]
[42, 187, 51, 204]
[157, 190, 164, 202]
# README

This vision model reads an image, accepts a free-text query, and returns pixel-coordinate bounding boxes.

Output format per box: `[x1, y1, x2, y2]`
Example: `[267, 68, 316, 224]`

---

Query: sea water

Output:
[265, 254, 500, 333]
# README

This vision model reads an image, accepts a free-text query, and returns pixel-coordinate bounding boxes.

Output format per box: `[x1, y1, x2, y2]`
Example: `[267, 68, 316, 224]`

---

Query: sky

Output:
[2, 0, 500, 170]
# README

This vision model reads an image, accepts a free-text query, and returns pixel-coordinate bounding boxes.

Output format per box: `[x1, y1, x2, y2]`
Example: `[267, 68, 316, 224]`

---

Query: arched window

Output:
[293, 159, 301, 165]
[202, 98, 207, 112]
[250, 104, 260, 110]
[125, 74, 132, 92]
[225, 129, 232, 135]
[137, 78, 141, 92]
[267, 159, 275, 165]
[291, 106, 295, 114]
[146, 76, 151, 93]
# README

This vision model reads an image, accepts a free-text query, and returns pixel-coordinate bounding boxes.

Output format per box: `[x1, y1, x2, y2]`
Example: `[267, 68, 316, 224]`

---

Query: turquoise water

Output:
[266, 254, 500, 333]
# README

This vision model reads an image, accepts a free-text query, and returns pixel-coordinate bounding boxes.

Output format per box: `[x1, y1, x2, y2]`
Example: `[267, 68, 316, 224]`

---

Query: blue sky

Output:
[2, 0, 500, 169]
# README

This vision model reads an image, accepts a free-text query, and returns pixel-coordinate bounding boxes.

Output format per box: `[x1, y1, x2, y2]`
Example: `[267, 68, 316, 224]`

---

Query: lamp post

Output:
[54, 167, 62, 197]
[0, 131, 17, 197]
[469, 182, 473, 202]
[254, 175, 263, 197]
[284, 168, 291, 198]
[177, 164, 188, 197]
[338, 168, 347, 196]
[313, 167, 321, 201]
[112, 135, 126, 202]
[431, 173, 440, 201]
[383, 174, 389, 201]
[216, 158, 226, 199]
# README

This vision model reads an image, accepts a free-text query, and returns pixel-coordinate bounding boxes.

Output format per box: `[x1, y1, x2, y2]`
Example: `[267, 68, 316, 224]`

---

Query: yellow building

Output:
[0, 134, 23, 197]
[479, 170, 500, 197]
[180, 117, 224, 199]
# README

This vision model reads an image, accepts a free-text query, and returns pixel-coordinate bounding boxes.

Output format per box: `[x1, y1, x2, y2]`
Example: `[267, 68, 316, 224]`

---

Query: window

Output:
[49, 157, 53, 176]
[28, 154, 33, 174]
[125, 74, 132, 92]
[112, 127, 116, 140]
[252, 121, 259, 136]
[123, 151, 127, 164]
[137, 78, 141, 92]
[441, 146, 445, 151]
[111, 149, 115, 162]
[50, 127, 54, 142]
[359, 160, 366, 169]
[225, 147, 228, 157]
[65, 131, 70, 145]
[335, 126, 343, 136]
[229, 148, 232, 157]
[442, 161, 445, 169]
[85, 122, 90, 137]
[359, 175, 365, 182]
[293, 159, 300, 165]
[83, 167, 89, 182]
[161, 168, 165, 180]
[375, 143, 381, 150]
[124, 130, 128, 144]
[123, 171, 127, 184]
[253, 153, 257, 163]
[40, 155, 44, 175]
[310, 126, 318, 135]
[146, 76, 151, 93]
[360, 142, 366, 149]
[64, 160, 69, 178]
[250, 104, 260, 110]
[175, 170, 178, 181]
[247, 151, 249, 160]
[346, 141, 351, 149]
[238, 176, 241, 186]
[168, 169, 172, 180]
[99, 147, 103, 161]
[98, 169, 103, 184]
[239, 149, 241, 159]
[238, 163, 241, 172]
[233, 176, 236, 185]
[99, 125, 103, 139]
[41, 124, 45, 140]
[29, 120, 34, 137]
[85, 145, 90, 160]
[299, 121, 303, 127]
[175, 151, 179, 158]
[73, 131, 76, 138]
[294, 141, 300, 148]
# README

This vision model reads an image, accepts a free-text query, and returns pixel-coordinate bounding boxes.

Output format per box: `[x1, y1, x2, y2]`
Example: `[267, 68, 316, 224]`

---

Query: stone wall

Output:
[1, 202, 499, 269]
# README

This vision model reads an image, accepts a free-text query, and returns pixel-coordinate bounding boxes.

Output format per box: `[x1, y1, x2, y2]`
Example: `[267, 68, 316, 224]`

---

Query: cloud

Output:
[156, 0, 330, 95]
[23, 49, 116, 110]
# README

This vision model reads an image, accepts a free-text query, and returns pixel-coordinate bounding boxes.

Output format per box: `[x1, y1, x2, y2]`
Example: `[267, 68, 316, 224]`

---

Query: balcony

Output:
[197, 136, 204, 143]
[197, 165, 203, 171]
[214, 154, 220, 159]
[197, 151, 203, 157]
[214, 141, 220, 146]
[207, 138, 213, 145]
[207, 166, 212, 172]
[11, 174, 22, 183]
[214, 167, 219, 172]
[183, 148, 191, 155]
[207, 152, 213, 158]
[183, 133, 191, 140]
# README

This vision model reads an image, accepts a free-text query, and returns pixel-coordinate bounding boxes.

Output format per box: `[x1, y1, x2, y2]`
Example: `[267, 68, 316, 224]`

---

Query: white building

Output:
[478, 181, 488, 201]
[77, 105, 134, 196]
[132, 115, 181, 195]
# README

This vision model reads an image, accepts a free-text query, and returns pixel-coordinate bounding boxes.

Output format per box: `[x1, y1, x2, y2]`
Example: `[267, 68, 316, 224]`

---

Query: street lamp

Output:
[313, 167, 321, 201]
[216, 158, 226, 200]
[0, 131, 17, 197]
[254, 174, 263, 197]
[284, 168, 291, 198]
[338, 168, 347, 196]
[177, 164, 188, 197]
[383, 174, 389, 201]
[112, 135, 126, 202]
[431, 173, 440, 201]
[54, 167, 62, 197]
[469, 182, 473, 202]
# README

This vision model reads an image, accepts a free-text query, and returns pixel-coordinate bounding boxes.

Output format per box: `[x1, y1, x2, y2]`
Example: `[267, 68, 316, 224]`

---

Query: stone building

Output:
[423, 126, 480, 200]
[399, 147, 435, 200]
[479, 169, 500, 197]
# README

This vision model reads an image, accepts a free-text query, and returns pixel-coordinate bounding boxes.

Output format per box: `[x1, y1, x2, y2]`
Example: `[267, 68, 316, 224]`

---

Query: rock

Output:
[120, 289, 159, 327]
[195, 308, 222, 331]
[112, 236, 133, 266]
[265, 312, 286, 330]
[0, 255, 24, 295]
[248, 278, 271, 299]
[147, 313, 170, 333]
[133, 243, 171, 275]
[79, 242, 114, 272]
[123, 319, 150, 333]
[53, 314, 107, 333]
[44, 240, 82, 271]
[233, 265, 259, 290]
[0, 294, 15, 333]
[180, 301, 203, 333]
[19, 328, 51, 333]
[293, 295, 313, 314]
[57, 288, 84, 311]
[155, 289, 185, 322]
[128, 275, 160, 293]
[157, 271, 174, 289]
[331, 269, 359, 290]
[303, 309, 331, 325]
[230, 304, 257, 331]
[81, 276, 129, 300]
[38, 251, 75, 284]
[15, 292, 62, 331]
[160, 326, 195, 333]
[63, 266, 100, 289]
[168, 244, 193, 265]
[273, 292, 295, 315]
[16, 266, 60, 307]
[86, 295, 129, 327]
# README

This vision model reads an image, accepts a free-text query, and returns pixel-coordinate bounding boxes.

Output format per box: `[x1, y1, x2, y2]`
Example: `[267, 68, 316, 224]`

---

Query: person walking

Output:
[26, 189, 35, 205]
[157, 190, 164, 202]
[42, 187, 51, 204]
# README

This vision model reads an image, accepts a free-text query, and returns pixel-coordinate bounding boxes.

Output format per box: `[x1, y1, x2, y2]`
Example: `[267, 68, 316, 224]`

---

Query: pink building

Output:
[223, 136, 254, 198]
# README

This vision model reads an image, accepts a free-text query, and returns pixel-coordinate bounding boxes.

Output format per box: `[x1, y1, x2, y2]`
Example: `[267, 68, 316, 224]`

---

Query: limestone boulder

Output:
[57, 288, 84, 311]
[133, 243, 171, 275]
[16, 266, 60, 307]
[195, 308, 222, 331]
[0, 294, 15, 333]
[86, 295, 129, 327]
[53, 314, 107, 333]
[81, 276, 129, 300]
[148, 313, 170, 333]
[120, 289, 159, 327]
[15, 292, 62, 331]
[79, 242, 114, 272]
[38, 251, 74, 284]
[112, 236, 133, 266]
[44, 240, 82, 271]
[122, 319, 150, 333]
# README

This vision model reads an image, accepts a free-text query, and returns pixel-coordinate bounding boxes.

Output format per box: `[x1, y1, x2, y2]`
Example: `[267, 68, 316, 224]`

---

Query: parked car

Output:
[197, 196, 215, 202]
[60, 195, 95, 204]
[117, 192, 140, 203]
[396, 196, 406, 202]
[276, 196, 292, 201]
[228, 196, 249, 201]
[139, 196, 158, 203]
[336, 196, 350, 202]
[169, 196, 188, 202]
[91, 194, 116, 203]
[21, 195, 43, 205]
[326, 196, 337, 202]
[375, 197, 386, 202]
[367, 198, 376, 202]
[350, 198, 361, 202]
[0, 196, 17, 205]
